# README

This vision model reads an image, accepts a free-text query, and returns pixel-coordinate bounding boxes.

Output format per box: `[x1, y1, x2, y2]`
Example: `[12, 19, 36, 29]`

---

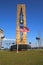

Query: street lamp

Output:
[36, 37, 40, 48]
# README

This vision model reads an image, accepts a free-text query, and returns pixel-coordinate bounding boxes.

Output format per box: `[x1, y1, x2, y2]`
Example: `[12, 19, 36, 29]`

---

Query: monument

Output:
[10, 4, 29, 51]
[16, 4, 29, 45]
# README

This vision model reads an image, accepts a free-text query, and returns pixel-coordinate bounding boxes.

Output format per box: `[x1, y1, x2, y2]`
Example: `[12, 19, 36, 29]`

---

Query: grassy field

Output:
[0, 49, 43, 65]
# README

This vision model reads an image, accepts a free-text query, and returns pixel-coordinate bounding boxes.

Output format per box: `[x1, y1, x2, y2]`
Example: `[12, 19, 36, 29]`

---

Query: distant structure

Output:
[0, 28, 5, 49]
[36, 33, 41, 48]
[16, 4, 29, 45]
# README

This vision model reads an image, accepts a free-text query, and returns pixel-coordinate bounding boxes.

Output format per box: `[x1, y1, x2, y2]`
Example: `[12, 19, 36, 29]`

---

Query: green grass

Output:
[0, 49, 43, 65]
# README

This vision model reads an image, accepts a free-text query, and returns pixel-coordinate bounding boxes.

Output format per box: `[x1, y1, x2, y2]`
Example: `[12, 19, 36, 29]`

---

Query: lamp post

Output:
[29, 42, 31, 49]
[36, 37, 40, 48]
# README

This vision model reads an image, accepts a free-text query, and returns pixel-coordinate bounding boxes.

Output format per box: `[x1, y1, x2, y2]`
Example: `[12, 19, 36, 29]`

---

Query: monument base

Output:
[10, 44, 31, 51]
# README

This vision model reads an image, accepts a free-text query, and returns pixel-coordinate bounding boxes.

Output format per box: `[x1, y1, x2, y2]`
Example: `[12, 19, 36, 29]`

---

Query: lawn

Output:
[0, 49, 43, 65]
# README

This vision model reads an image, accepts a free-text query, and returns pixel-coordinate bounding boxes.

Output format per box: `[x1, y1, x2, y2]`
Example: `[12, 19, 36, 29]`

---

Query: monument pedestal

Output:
[10, 44, 29, 51]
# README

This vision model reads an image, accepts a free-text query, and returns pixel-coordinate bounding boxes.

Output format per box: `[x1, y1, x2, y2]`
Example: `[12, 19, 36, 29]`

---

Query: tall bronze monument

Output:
[16, 4, 29, 45]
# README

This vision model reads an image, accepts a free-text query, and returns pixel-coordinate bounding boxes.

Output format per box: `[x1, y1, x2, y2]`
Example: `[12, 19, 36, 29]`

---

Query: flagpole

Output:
[17, 44, 18, 53]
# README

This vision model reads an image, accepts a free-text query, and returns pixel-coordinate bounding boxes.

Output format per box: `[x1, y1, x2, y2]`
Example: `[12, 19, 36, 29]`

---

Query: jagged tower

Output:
[16, 4, 27, 44]
[0, 29, 4, 49]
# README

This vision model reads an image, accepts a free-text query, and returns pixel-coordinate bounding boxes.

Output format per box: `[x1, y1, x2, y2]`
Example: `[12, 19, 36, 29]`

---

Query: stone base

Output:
[10, 44, 30, 51]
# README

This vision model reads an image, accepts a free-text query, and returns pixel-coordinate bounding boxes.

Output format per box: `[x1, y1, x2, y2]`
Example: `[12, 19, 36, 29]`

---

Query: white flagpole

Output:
[17, 44, 18, 53]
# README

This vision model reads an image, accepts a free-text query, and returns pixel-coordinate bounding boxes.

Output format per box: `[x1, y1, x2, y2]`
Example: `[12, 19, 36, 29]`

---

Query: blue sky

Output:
[0, 0, 43, 47]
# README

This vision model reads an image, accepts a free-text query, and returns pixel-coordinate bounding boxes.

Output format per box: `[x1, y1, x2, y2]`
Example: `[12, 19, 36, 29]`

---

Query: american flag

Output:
[20, 26, 29, 32]
[20, 26, 24, 32]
